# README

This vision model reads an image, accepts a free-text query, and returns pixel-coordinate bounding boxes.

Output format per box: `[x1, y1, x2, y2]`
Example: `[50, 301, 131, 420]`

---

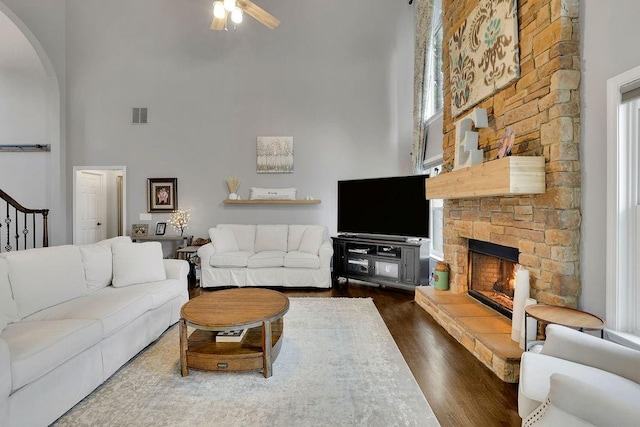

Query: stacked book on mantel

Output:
[216, 329, 247, 342]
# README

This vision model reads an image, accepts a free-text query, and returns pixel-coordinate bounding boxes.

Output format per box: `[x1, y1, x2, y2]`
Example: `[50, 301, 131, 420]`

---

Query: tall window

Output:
[607, 66, 640, 343]
[424, 0, 443, 122]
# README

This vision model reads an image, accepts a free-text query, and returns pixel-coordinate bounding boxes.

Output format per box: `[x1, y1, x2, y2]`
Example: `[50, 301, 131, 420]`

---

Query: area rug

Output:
[54, 298, 440, 426]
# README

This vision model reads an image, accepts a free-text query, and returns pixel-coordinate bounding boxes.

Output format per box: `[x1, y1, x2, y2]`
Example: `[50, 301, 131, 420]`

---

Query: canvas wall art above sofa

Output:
[0, 237, 189, 427]
[198, 224, 333, 288]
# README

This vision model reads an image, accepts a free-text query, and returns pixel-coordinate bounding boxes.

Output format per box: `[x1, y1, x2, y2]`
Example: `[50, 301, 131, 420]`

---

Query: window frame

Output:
[606, 64, 640, 342]
[424, 154, 444, 261]
[423, 0, 443, 122]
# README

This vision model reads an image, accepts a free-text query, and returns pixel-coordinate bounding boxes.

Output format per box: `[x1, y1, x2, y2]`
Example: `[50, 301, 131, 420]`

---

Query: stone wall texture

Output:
[441, 0, 581, 307]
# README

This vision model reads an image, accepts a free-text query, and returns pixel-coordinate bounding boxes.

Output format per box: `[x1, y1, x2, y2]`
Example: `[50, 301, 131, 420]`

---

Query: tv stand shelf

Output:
[332, 235, 429, 291]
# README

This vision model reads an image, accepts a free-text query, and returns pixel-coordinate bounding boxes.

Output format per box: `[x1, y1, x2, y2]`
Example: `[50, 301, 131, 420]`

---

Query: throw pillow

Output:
[254, 225, 288, 253]
[209, 228, 240, 253]
[80, 242, 113, 291]
[298, 226, 325, 255]
[112, 242, 166, 287]
[249, 187, 297, 200]
[7, 245, 88, 319]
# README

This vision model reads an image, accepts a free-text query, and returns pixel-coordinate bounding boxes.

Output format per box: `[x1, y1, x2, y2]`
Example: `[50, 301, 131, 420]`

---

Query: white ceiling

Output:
[0, 10, 45, 77]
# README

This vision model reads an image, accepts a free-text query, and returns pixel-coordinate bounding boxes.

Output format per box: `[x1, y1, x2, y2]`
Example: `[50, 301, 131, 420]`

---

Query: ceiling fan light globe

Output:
[231, 8, 243, 24]
[213, 1, 226, 18]
[224, 0, 236, 12]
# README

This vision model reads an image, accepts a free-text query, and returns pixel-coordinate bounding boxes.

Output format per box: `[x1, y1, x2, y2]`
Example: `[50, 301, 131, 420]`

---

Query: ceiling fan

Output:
[211, 0, 280, 31]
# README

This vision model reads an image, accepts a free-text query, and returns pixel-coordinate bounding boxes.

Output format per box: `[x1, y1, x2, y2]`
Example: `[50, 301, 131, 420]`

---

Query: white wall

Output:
[64, 0, 414, 240]
[580, 0, 640, 317]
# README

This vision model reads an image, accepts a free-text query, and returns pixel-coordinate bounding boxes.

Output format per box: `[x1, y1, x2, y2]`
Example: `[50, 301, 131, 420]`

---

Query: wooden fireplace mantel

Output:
[425, 156, 545, 200]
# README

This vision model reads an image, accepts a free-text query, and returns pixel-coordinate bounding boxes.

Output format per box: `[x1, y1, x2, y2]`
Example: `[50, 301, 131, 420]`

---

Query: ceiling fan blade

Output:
[210, 13, 227, 30]
[237, 0, 280, 29]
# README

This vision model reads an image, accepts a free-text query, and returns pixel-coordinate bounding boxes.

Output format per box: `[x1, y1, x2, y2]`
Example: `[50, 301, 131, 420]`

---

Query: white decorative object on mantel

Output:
[453, 108, 488, 170]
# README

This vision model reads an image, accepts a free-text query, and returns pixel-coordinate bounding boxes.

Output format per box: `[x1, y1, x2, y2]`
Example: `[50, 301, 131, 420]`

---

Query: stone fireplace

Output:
[468, 239, 519, 318]
[414, 0, 582, 383]
[438, 0, 582, 309]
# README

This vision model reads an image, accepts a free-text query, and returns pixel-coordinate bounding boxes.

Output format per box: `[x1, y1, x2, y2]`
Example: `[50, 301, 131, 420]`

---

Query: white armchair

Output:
[519, 324, 640, 426]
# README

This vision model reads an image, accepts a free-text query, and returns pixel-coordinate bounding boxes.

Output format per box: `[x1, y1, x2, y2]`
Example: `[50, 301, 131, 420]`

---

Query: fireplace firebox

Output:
[467, 239, 519, 318]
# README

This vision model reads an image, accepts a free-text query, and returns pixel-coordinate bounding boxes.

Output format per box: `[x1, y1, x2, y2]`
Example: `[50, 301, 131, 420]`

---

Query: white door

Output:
[76, 171, 107, 245]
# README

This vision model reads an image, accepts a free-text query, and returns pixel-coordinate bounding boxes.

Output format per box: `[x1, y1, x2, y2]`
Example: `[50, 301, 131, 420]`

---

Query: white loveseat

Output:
[0, 237, 189, 427]
[519, 324, 640, 426]
[198, 224, 333, 288]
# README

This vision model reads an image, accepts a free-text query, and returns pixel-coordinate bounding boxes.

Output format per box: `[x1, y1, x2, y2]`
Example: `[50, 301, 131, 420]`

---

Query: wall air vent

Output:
[132, 107, 148, 124]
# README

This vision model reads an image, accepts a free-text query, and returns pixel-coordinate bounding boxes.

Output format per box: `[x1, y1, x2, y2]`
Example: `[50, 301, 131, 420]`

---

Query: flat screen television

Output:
[337, 175, 429, 239]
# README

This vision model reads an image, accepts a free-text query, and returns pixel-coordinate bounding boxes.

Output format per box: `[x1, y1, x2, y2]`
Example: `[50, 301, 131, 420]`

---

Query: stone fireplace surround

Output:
[414, 0, 582, 382]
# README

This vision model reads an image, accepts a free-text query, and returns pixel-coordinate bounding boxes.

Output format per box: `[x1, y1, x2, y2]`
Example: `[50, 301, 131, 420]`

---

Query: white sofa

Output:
[519, 324, 640, 426]
[198, 224, 333, 288]
[0, 236, 189, 427]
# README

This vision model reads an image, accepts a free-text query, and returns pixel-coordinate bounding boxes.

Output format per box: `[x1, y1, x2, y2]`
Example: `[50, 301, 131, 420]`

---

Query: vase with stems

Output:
[225, 176, 240, 200]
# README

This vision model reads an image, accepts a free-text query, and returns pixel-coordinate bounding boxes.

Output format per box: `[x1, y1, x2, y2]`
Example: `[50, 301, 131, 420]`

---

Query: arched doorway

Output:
[0, 2, 64, 244]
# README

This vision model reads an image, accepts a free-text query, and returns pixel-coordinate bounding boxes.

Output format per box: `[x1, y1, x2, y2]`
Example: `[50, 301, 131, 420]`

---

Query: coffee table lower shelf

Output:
[183, 318, 284, 375]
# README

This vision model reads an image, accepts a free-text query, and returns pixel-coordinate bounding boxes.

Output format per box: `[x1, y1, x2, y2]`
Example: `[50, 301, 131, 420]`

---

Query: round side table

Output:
[524, 304, 604, 350]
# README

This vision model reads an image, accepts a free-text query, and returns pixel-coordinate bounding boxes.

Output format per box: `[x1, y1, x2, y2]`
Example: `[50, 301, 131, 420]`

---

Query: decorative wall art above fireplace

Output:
[449, 0, 520, 117]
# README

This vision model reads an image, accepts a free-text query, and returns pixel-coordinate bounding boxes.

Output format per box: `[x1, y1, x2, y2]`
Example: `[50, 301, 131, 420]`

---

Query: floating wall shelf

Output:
[425, 156, 545, 199]
[223, 199, 321, 205]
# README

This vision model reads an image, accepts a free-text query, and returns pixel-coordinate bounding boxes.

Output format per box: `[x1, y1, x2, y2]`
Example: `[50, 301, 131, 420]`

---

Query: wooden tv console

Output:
[332, 235, 429, 290]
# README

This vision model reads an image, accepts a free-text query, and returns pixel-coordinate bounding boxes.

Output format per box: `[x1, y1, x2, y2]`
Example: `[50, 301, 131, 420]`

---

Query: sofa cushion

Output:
[25, 285, 153, 338]
[209, 228, 239, 253]
[126, 279, 185, 309]
[0, 258, 18, 323]
[287, 225, 308, 252]
[80, 236, 132, 292]
[0, 337, 10, 400]
[247, 251, 286, 268]
[210, 251, 252, 268]
[6, 246, 88, 319]
[518, 352, 640, 418]
[2, 318, 102, 392]
[255, 225, 288, 253]
[284, 251, 321, 269]
[218, 224, 256, 252]
[299, 226, 325, 255]
[112, 242, 166, 287]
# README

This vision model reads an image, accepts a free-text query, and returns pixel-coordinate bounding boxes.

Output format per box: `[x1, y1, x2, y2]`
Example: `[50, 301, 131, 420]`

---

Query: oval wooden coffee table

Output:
[179, 288, 289, 378]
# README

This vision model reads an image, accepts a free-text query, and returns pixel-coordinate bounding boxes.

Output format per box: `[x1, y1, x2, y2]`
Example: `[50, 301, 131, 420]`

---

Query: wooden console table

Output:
[524, 304, 605, 350]
[131, 235, 194, 258]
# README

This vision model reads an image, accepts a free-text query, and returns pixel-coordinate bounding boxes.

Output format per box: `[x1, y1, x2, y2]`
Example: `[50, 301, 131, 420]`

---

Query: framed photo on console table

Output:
[155, 222, 166, 236]
[147, 178, 178, 213]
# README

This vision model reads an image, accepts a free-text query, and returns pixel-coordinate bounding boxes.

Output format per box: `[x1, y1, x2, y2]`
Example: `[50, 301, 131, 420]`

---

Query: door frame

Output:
[73, 166, 127, 244]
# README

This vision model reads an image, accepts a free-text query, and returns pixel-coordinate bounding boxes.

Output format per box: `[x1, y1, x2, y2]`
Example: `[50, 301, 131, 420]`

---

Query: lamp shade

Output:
[224, 0, 236, 12]
[213, 1, 226, 19]
[231, 8, 243, 24]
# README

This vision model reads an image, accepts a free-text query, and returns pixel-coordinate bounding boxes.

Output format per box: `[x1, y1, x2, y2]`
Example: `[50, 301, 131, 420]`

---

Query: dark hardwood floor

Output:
[192, 282, 520, 427]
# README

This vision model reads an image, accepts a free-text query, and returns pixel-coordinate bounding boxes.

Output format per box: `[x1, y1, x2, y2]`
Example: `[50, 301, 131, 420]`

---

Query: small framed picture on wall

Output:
[147, 178, 178, 213]
[155, 222, 167, 236]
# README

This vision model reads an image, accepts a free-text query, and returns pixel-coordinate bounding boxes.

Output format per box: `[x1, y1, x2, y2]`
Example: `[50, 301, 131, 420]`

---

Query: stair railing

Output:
[0, 189, 49, 252]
